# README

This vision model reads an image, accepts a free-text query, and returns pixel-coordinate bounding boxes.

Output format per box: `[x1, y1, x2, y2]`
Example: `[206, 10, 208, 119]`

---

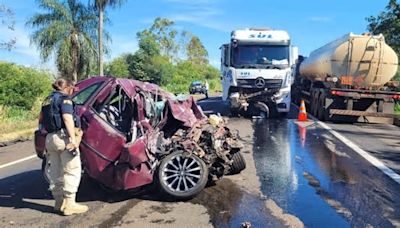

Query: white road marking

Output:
[293, 104, 400, 184]
[315, 120, 400, 185]
[0, 155, 37, 169]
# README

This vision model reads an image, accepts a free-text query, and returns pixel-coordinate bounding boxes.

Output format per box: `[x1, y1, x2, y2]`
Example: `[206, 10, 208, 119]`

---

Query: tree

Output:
[148, 17, 179, 59]
[105, 54, 130, 77]
[0, 62, 52, 110]
[0, 4, 16, 50]
[28, 0, 99, 82]
[367, 0, 400, 55]
[92, 0, 126, 76]
[186, 35, 209, 65]
[127, 29, 162, 82]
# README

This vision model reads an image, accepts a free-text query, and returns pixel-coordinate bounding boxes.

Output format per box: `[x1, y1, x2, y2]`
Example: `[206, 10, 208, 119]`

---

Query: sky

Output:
[0, 0, 390, 72]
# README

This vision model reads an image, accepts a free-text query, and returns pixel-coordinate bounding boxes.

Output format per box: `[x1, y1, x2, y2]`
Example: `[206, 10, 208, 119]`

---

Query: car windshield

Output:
[232, 45, 289, 69]
[72, 82, 103, 105]
[192, 81, 202, 86]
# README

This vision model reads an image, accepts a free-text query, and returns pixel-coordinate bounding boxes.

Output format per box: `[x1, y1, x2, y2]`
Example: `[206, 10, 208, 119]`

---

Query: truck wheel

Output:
[279, 112, 288, 118]
[317, 91, 326, 121]
[230, 108, 240, 117]
[309, 90, 315, 115]
[158, 151, 209, 200]
[229, 152, 246, 175]
[312, 90, 319, 117]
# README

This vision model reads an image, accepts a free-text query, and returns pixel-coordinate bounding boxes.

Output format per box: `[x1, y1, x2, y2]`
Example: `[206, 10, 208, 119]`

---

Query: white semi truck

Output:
[221, 28, 298, 117]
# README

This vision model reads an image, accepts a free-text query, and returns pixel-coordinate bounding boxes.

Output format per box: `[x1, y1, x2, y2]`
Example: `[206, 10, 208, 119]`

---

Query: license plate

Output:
[340, 76, 353, 85]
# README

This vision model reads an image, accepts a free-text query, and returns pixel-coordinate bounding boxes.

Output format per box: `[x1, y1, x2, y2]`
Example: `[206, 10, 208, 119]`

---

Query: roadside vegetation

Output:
[104, 17, 221, 94]
[0, 62, 52, 141]
[367, 0, 400, 112]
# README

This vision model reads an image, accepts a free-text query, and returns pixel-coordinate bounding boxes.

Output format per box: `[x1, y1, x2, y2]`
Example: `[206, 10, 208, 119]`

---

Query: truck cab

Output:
[221, 28, 298, 115]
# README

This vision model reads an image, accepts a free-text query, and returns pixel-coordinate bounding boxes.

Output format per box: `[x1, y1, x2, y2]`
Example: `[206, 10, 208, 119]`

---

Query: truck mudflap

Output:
[329, 109, 400, 118]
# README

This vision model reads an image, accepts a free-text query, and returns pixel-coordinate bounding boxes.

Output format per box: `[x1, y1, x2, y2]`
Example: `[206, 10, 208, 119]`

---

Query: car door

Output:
[79, 82, 126, 180]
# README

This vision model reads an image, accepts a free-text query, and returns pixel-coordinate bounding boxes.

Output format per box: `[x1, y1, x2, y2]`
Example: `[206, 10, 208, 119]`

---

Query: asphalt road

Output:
[1, 96, 400, 227]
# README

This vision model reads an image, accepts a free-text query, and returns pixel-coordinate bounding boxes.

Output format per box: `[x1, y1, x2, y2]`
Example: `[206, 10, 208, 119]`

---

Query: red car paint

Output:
[35, 77, 206, 190]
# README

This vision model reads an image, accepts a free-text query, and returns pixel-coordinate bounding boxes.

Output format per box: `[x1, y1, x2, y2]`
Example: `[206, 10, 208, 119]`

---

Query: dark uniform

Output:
[48, 91, 80, 132]
[45, 91, 87, 215]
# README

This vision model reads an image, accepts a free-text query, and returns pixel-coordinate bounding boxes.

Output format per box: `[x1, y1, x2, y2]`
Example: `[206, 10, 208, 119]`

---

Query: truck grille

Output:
[236, 78, 282, 89]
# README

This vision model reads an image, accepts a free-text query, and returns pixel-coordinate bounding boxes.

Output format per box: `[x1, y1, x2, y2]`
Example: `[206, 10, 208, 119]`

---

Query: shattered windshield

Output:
[232, 45, 289, 69]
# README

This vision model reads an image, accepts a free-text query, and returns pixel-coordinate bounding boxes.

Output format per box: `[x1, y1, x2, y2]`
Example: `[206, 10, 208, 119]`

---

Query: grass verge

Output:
[0, 103, 40, 142]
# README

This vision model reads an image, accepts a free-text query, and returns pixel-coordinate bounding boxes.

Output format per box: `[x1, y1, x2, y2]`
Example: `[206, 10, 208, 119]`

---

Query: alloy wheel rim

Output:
[161, 154, 202, 193]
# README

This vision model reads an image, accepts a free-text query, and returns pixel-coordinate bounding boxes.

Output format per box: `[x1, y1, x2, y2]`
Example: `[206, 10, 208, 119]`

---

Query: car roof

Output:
[75, 76, 173, 98]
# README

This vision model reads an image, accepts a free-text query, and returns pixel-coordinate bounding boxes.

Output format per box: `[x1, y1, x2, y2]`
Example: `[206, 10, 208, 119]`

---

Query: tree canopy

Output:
[367, 0, 400, 55]
[0, 4, 16, 50]
[367, 0, 400, 81]
[106, 17, 220, 93]
[27, 0, 100, 81]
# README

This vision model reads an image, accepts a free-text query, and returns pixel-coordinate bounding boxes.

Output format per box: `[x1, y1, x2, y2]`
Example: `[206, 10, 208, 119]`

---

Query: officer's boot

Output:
[62, 194, 89, 216]
[51, 190, 64, 213]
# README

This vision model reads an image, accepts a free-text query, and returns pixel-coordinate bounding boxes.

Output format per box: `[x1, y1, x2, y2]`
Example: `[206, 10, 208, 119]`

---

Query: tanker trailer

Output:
[292, 33, 400, 123]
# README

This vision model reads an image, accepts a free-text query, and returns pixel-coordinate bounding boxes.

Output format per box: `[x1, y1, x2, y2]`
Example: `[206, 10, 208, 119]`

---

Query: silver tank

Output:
[300, 33, 398, 88]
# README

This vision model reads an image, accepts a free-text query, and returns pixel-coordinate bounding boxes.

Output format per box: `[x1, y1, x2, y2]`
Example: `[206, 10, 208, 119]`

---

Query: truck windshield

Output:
[232, 45, 289, 69]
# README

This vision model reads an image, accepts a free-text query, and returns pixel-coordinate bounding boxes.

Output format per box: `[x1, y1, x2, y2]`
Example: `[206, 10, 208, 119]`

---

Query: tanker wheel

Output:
[309, 90, 314, 114]
[317, 90, 326, 121]
[311, 90, 319, 117]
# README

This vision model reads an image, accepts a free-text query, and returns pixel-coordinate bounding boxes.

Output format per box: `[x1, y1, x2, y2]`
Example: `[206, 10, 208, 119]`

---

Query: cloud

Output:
[308, 16, 332, 23]
[163, 0, 232, 32]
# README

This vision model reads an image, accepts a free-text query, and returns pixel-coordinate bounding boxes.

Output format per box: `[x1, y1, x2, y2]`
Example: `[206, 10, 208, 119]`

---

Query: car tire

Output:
[229, 152, 246, 175]
[157, 151, 209, 200]
[41, 157, 51, 184]
[279, 112, 288, 118]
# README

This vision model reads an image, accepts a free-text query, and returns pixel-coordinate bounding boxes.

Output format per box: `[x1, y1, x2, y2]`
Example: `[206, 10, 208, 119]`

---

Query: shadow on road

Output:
[0, 170, 54, 213]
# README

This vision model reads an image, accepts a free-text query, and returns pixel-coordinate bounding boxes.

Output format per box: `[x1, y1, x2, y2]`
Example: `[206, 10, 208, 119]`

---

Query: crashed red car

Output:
[35, 77, 246, 199]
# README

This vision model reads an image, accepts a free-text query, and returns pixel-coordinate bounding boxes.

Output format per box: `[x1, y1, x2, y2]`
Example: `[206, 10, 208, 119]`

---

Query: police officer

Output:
[45, 78, 88, 216]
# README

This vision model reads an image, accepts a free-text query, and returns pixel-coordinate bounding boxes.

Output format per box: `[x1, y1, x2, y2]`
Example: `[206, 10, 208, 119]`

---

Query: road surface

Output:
[0, 97, 399, 227]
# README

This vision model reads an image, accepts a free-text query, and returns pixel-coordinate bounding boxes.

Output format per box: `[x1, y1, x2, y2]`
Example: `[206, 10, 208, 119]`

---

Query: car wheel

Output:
[229, 152, 246, 175]
[41, 157, 51, 184]
[158, 151, 208, 200]
[279, 112, 288, 118]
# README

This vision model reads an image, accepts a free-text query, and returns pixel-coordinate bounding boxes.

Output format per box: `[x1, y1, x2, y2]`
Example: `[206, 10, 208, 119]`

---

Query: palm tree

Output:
[27, 0, 99, 82]
[92, 0, 126, 76]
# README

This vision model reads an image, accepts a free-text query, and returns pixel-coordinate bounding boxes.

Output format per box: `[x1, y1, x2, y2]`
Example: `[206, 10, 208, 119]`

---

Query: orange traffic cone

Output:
[298, 100, 308, 121]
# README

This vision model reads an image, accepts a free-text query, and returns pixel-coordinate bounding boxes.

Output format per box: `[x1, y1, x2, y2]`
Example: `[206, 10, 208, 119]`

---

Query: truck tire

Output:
[229, 152, 246, 175]
[317, 90, 326, 121]
[157, 151, 209, 200]
[309, 90, 315, 115]
[312, 90, 319, 117]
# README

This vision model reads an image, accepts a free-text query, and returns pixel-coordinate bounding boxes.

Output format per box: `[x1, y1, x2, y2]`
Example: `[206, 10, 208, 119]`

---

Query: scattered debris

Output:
[240, 221, 251, 228]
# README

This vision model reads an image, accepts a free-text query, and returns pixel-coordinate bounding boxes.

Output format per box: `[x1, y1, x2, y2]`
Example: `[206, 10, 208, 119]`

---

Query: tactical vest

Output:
[41, 92, 66, 133]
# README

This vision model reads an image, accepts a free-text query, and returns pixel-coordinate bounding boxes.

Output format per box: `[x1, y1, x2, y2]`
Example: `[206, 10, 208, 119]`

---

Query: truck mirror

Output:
[291, 46, 299, 66]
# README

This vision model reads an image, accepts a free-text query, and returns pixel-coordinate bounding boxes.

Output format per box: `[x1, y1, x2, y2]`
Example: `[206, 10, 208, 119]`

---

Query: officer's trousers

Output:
[45, 130, 82, 198]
